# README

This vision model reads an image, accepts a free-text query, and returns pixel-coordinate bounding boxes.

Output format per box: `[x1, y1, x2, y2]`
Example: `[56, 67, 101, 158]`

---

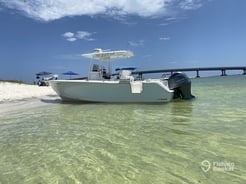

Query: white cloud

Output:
[159, 15, 188, 26]
[66, 37, 77, 42]
[76, 31, 95, 41]
[62, 31, 95, 42]
[128, 40, 144, 47]
[63, 32, 74, 38]
[159, 23, 169, 26]
[0, 0, 204, 21]
[160, 37, 170, 41]
[179, 0, 202, 10]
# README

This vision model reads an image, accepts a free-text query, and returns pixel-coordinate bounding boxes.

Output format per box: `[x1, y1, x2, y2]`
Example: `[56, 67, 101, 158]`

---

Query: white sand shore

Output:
[0, 82, 57, 102]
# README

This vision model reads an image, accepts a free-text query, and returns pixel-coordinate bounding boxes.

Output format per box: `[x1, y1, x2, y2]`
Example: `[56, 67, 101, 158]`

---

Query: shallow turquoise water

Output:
[0, 75, 246, 183]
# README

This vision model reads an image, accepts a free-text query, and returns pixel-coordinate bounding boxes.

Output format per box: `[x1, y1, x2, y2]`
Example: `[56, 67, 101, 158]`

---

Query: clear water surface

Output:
[0, 75, 246, 184]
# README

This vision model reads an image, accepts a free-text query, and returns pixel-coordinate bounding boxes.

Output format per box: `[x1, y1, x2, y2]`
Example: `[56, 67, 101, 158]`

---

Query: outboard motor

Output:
[168, 73, 195, 99]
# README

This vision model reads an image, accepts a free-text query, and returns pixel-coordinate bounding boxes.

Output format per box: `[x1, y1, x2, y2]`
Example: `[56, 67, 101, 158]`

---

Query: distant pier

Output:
[132, 66, 246, 79]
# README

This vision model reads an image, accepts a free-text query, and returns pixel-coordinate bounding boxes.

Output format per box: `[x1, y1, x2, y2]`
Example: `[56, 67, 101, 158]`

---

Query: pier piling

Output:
[221, 69, 227, 76]
[196, 70, 200, 78]
[243, 69, 246, 75]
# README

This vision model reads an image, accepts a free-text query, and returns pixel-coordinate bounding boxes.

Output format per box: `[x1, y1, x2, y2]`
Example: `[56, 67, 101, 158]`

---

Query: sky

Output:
[0, 0, 246, 82]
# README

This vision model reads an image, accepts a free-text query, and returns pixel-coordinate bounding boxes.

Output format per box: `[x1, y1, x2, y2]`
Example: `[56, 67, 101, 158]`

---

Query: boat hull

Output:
[49, 80, 173, 103]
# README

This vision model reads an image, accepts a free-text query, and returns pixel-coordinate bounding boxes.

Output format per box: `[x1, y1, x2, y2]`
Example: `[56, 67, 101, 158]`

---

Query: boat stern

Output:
[168, 73, 195, 99]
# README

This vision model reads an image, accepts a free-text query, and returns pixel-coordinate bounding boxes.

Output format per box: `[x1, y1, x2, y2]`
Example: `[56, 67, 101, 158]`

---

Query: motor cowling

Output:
[168, 73, 195, 99]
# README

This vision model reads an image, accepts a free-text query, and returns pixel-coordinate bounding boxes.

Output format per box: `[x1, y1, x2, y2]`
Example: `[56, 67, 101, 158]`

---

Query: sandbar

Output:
[0, 82, 57, 103]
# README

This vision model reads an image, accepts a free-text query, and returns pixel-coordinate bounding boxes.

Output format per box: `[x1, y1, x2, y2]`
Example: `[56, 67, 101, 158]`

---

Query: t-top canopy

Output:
[82, 48, 133, 60]
[36, 71, 52, 76]
[115, 67, 136, 71]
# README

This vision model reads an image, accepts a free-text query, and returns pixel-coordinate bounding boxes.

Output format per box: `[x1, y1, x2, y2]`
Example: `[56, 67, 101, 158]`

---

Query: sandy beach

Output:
[0, 82, 57, 103]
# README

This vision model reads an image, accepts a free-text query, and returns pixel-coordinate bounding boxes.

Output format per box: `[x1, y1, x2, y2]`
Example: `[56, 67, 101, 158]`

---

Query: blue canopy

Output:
[115, 67, 136, 71]
[62, 71, 79, 79]
[36, 71, 52, 76]
[62, 71, 79, 75]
